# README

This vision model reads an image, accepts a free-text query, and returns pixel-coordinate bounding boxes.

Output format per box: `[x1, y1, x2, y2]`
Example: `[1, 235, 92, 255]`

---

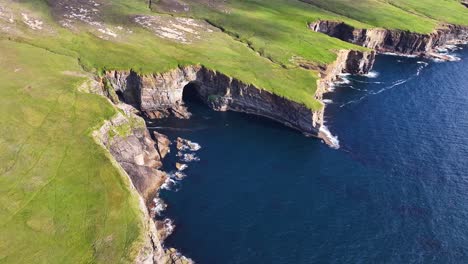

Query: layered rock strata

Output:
[104, 52, 375, 147]
[93, 103, 192, 264]
[309, 20, 468, 145]
[93, 19, 468, 263]
[104, 66, 321, 136]
[312, 49, 376, 141]
[309, 20, 468, 55]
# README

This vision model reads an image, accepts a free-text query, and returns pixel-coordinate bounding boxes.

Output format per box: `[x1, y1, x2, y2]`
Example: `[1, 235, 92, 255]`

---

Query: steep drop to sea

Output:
[153, 46, 468, 263]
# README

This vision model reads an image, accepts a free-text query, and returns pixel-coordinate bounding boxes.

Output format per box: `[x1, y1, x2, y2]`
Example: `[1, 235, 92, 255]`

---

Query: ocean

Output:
[149, 46, 468, 263]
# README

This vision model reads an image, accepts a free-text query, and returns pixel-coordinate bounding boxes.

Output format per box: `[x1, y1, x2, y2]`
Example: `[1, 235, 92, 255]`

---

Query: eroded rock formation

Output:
[94, 104, 168, 202]
[309, 20, 468, 55]
[93, 103, 193, 264]
[104, 66, 321, 136]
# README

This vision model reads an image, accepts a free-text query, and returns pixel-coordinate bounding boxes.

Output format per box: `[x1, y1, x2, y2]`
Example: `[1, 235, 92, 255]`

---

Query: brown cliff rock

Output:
[309, 20, 468, 55]
[94, 105, 169, 202]
[104, 66, 320, 136]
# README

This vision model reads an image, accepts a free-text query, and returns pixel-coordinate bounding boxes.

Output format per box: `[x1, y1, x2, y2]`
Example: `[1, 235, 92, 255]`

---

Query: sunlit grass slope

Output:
[0, 39, 144, 263]
[1, 0, 467, 263]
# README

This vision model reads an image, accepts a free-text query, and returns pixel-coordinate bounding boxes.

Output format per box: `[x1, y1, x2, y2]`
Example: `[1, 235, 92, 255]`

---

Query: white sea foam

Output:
[151, 197, 167, 215]
[177, 163, 188, 171]
[337, 73, 351, 83]
[319, 125, 340, 149]
[177, 138, 202, 151]
[173, 171, 187, 179]
[341, 78, 411, 107]
[364, 71, 379, 78]
[348, 86, 368, 92]
[161, 177, 177, 190]
[347, 77, 383, 84]
[162, 218, 175, 236]
[381, 52, 418, 58]
[322, 99, 333, 104]
[180, 153, 200, 162]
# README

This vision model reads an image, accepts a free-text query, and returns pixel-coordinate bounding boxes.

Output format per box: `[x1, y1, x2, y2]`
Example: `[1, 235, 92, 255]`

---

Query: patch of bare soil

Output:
[49, 0, 131, 40]
[151, 0, 230, 14]
[0, 3, 53, 35]
[134, 15, 218, 44]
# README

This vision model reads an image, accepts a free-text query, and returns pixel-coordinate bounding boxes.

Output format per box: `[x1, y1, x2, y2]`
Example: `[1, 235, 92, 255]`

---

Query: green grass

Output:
[300, 0, 438, 33]
[0, 39, 145, 263]
[1, 0, 467, 263]
[387, 0, 468, 27]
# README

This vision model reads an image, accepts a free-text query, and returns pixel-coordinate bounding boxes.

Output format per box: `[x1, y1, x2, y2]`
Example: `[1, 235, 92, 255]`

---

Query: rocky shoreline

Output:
[311, 21, 468, 146]
[89, 21, 468, 263]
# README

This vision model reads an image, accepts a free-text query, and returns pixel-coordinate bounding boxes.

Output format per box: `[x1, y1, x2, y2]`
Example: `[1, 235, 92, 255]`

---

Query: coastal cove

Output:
[2, 1, 468, 263]
[154, 46, 468, 263]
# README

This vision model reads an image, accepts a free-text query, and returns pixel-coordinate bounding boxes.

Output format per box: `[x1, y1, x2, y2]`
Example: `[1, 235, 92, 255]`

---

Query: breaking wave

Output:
[364, 71, 379, 78]
[151, 197, 167, 216]
[319, 125, 340, 149]
[381, 52, 418, 58]
[340, 59, 430, 107]
[161, 177, 178, 191]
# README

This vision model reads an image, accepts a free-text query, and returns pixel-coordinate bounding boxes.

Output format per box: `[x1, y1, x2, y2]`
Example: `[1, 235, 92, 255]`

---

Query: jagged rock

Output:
[94, 109, 167, 202]
[154, 131, 171, 159]
[175, 162, 187, 171]
[155, 218, 175, 241]
[173, 171, 186, 179]
[176, 137, 200, 151]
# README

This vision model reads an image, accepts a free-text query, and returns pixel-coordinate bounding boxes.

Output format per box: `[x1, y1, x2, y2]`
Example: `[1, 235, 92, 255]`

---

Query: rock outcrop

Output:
[93, 103, 193, 264]
[104, 66, 321, 136]
[94, 104, 168, 202]
[309, 20, 468, 55]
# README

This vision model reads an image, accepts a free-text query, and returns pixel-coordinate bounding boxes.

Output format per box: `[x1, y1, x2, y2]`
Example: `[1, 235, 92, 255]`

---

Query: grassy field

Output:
[0, 39, 144, 263]
[1, 0, 467, 263]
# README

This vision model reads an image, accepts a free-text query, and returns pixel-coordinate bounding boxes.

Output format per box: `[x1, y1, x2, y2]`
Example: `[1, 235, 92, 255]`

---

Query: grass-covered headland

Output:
[0, 0, 467, 262]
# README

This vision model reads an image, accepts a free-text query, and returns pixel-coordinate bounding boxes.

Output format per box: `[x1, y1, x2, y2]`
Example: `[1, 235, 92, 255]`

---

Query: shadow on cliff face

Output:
[182, 81, 204, 111]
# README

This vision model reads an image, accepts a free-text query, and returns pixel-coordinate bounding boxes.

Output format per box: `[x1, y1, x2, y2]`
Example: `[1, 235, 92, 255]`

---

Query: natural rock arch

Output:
[104, 65, 320, 135]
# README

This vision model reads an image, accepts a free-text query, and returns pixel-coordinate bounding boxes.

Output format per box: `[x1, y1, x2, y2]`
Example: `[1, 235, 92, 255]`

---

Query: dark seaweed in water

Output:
[149, 46, 468, 263]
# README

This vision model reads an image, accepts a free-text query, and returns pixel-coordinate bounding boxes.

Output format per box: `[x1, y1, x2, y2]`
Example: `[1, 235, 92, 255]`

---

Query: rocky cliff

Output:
[311, 49, 375, 146]
[104, 66, 321, 136]
[93, 102, 192, 264]
[309, 20, 468, 55]
[94, 103, 168, 202]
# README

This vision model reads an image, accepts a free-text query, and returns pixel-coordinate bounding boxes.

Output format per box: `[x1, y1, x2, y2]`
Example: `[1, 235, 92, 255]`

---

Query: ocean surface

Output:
[149, 46, 468, 263]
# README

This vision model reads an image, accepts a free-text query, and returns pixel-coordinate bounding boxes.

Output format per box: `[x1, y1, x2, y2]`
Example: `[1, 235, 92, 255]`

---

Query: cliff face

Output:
[105, 66, 320, 136]
[94, 103, 193, 264]
[309, 20, 468, 55]
[312, 49, 375, 133]
[94, 104, 168, 202]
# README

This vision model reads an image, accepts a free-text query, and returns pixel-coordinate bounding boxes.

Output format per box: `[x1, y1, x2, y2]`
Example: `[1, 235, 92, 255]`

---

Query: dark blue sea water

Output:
[151, 46, 468, 263]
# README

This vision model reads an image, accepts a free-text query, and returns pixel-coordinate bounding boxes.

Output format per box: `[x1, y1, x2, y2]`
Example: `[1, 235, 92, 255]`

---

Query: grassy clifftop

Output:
[0, 0, 467, 263]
